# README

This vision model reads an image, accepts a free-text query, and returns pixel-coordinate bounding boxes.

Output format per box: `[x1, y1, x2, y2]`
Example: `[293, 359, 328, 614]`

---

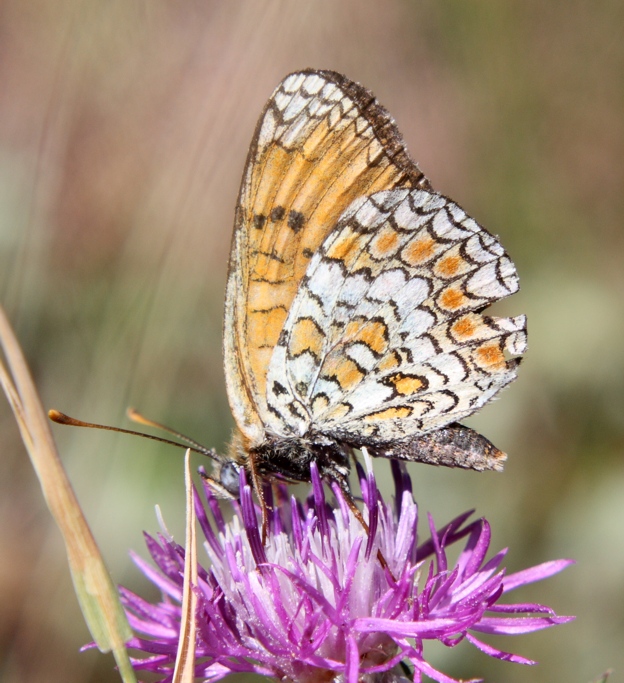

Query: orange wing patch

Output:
[364, 406, 413, 421]
[384, 373, 428, 396]
[401, 235, 437, 266]
[475, 342, 506, 370]
[435, 254, 462, 277]
[289, 318, 325, 360]
[369, 225, 402, 260]
[324, 226, 364, 268]
[343, 319, 389, 356]
[377, 351, 401, 372]
[451, 315, 477, 340]
[321, 356, 365, 391]
[438, 287, 469, 312]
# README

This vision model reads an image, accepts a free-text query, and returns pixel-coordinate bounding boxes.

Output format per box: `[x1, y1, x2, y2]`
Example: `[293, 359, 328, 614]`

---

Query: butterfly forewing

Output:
[224, 70, 427, 444]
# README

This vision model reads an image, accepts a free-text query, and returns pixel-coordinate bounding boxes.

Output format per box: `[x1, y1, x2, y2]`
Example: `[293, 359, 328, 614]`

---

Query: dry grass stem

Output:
[0, 305, 136, 683]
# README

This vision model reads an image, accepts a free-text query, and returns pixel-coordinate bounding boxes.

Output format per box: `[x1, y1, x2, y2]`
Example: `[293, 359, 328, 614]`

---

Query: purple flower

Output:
[120, 456, 573, 682]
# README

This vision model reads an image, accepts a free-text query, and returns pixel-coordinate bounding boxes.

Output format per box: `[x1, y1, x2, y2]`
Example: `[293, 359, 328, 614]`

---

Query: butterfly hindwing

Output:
[265, 187, 527, 455]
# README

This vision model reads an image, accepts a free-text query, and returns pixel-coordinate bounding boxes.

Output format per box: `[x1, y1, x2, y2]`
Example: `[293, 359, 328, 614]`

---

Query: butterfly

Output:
[208, 69, 526, 519]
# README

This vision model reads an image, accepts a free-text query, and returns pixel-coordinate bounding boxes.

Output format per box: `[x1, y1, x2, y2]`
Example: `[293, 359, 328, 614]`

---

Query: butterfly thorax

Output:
[225, 427, 351, 488]
[250, 433, 352, 486]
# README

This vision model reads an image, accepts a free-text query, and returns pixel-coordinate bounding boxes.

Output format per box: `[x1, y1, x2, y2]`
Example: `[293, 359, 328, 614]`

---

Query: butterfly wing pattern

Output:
[222, 69, 526, 495]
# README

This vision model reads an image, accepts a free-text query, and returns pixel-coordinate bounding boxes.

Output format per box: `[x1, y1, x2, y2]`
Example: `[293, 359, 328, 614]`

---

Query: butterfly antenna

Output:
[48, 409, 222, 462]
[126, 408, 219, 458]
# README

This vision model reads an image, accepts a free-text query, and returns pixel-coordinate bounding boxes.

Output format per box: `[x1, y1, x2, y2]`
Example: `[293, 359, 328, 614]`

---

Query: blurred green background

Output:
[1, 1, 622, 681]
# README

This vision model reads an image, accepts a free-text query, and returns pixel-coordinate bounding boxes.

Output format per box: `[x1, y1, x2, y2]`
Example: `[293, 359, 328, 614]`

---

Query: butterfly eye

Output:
[219, 461, 241, 496]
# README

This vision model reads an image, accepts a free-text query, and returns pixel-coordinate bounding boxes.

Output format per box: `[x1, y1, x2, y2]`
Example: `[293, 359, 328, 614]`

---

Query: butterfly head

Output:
[209, 459, 242, 497]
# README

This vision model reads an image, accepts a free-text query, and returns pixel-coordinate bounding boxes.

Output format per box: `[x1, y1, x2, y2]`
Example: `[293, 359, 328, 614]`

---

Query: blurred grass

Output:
[0, 1, 622, 681]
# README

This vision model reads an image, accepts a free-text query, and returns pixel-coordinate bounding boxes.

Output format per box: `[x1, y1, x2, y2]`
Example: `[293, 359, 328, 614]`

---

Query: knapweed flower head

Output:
[121, 456, 572, 682]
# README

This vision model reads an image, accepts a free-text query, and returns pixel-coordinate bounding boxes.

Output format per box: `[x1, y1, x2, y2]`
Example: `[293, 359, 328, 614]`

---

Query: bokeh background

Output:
[1, 1, 622, 682]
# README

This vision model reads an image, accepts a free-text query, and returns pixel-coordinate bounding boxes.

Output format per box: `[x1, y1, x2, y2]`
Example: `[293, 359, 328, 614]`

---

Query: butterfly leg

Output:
[248, 451, 271, 544]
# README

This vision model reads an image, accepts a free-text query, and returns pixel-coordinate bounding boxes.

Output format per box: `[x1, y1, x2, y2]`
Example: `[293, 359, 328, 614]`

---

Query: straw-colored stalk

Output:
[0, 305, 136, 683]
